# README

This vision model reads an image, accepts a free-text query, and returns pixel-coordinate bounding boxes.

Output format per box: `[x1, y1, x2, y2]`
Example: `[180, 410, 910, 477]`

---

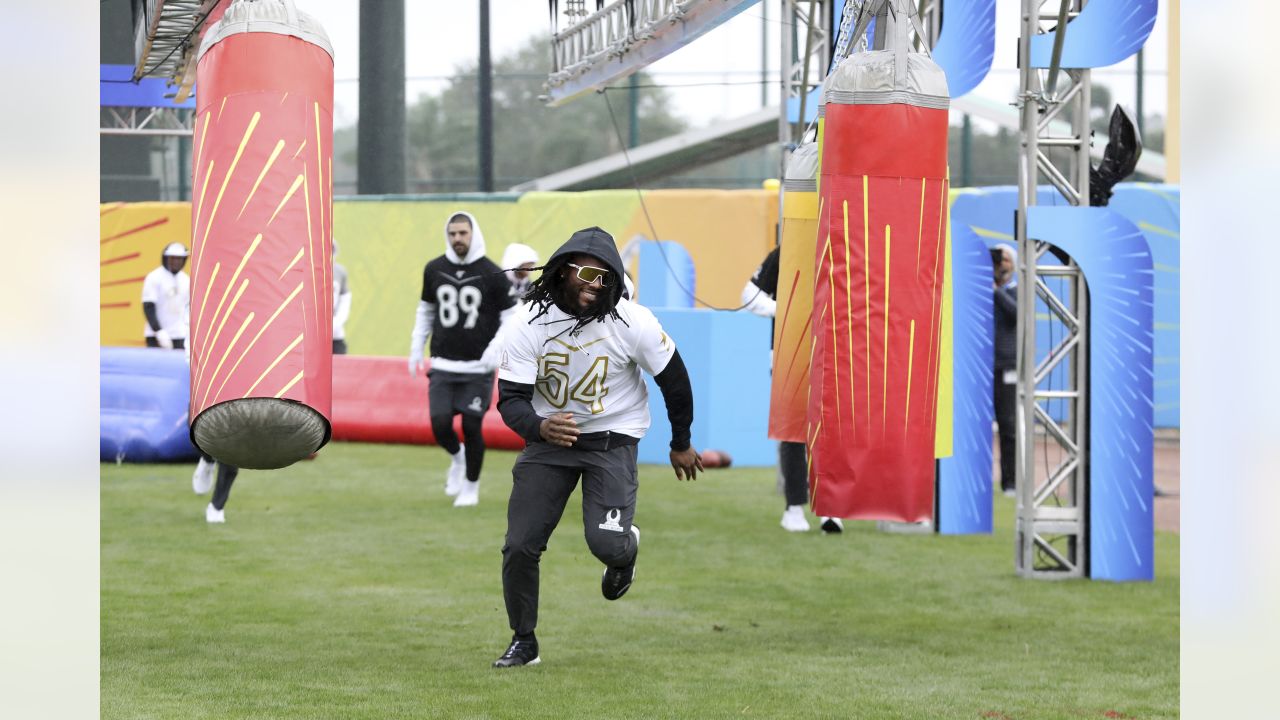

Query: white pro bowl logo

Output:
[598, 509, 625, 533]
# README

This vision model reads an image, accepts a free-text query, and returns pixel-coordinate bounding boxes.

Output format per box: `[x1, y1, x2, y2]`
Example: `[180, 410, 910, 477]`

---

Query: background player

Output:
[742, 246, 842, 534]
[408, 211, 515, 507]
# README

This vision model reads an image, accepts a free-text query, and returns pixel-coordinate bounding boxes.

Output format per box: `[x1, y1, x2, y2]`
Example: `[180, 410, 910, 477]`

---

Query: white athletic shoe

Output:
[205, 503, 225, 524]
[453, 480, 479, 507]
[445, 446, 466, 496]
[820, 517, 844, 534]
[780, 505, 811, 532]
[192, 458, 214, 494]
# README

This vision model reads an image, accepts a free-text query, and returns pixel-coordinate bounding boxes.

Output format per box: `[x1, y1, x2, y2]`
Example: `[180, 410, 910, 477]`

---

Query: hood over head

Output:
[547, 226, 626, 308]
[443, 211, 487, 264]
[500, 242, 539, 271]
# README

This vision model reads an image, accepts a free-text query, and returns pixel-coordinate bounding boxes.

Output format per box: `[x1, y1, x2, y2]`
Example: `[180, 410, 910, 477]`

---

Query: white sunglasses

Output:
[567, 262, 612, 285]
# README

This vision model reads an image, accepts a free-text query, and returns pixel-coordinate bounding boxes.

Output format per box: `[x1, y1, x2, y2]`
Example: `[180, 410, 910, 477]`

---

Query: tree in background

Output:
[405, 35, 686, 192]
[328, 41, 1165, 193]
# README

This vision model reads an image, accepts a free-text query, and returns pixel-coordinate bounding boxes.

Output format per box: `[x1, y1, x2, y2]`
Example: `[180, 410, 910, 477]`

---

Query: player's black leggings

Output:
[502, 442, 639, 638]
[201, 452, 239, 510]
[431, 413, 486, 482]
[779, 441, 809, 507]
[145, 337, 186, 349]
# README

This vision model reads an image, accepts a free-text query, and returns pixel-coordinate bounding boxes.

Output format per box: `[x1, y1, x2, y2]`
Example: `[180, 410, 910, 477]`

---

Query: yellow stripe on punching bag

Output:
[188, 0, 336, 469]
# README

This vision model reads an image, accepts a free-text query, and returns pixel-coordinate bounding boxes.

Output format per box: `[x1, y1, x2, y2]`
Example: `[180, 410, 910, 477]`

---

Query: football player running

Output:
[490, 226, 701, 668]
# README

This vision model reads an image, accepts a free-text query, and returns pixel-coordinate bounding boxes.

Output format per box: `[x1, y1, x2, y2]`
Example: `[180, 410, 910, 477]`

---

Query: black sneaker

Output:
[820, 517, 844, 534]
[601, 525, 640, 601]
[492, 637, 540, 668]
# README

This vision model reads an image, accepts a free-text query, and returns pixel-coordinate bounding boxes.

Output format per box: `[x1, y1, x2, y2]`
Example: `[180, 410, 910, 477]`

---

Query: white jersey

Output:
[498, 298, 676, 438]
[140, 266, 190, 339]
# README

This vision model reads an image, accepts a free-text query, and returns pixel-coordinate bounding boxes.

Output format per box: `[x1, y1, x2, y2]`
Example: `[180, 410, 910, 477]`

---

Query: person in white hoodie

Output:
[500, 243, 539, 302]
[409, 211, 516, 506]
[141, 242, 191, 349]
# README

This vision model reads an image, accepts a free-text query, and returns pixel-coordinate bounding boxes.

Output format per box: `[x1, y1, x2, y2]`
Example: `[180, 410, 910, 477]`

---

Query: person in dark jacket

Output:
[490, 227, 702, 668]
[993, 244, 1018, 496]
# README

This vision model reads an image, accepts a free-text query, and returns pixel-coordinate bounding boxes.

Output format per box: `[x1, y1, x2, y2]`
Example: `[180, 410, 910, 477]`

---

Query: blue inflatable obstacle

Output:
[101, 347, 198, 463]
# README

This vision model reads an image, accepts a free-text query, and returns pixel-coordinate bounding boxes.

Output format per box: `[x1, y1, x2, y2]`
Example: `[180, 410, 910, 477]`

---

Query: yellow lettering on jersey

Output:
[536, 353, 570, 408]
[569, 356, 610, 415]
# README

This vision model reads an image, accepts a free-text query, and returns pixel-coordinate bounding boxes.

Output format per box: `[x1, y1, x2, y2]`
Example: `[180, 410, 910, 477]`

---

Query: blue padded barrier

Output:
[948, 183, 1179, 427]
[637, 309, 775, 467]
[101, 347, 198, 463]
[637, 241, 697, 309]
[936, 214, 996, 534]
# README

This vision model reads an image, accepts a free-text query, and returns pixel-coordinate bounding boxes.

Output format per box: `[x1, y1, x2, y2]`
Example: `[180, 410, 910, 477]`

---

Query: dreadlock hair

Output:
[522, 253, 627, 338]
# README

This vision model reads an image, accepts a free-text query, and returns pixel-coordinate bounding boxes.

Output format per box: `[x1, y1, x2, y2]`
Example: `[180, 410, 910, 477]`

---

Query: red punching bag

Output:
[808, 0, 950, 521]
[188, 0, 334, 469]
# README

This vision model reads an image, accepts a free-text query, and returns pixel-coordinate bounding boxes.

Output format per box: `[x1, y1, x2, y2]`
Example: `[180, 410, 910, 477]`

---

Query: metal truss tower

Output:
[1015, 0, 1091, 578]
[544, 0, 763, 106]
[100, 105, 194, 137]
[917, 0, 942, 48]
[778, 0, 832, 151]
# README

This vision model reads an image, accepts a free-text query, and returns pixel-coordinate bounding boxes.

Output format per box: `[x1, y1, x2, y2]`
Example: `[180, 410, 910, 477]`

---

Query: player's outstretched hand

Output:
[539, 413, 579, 448]
[670, 447, 704, 481]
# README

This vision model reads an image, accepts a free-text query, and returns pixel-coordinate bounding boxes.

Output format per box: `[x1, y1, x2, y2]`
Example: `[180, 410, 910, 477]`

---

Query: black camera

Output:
[989, 247, 1003, 267]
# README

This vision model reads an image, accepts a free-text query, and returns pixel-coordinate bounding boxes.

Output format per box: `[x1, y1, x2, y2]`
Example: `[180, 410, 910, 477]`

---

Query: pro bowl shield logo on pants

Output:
[598, 509, 625, 533]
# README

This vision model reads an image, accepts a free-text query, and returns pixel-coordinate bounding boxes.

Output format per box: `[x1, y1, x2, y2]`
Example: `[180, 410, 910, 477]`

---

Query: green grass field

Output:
[102, 441, 1178, 719]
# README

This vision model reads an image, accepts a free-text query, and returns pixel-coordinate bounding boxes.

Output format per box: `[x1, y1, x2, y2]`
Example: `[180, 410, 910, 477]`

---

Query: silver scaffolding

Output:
[779, 0, 937, 166]
[778, 0, 832, 153]
[1015, 0, 1091, 578]
[101, 106, 194, 137]
[543, 0, 763, 107]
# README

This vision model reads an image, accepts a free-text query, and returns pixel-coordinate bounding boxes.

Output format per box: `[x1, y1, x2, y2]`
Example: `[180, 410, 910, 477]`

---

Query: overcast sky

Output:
[295, 0, 1170, 131]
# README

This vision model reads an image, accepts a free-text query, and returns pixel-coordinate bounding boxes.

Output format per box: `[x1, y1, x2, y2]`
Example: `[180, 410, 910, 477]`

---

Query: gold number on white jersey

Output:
[536, 353, 570, 408]
[537, 354, 610, 414]
[569, 357, 610, 415]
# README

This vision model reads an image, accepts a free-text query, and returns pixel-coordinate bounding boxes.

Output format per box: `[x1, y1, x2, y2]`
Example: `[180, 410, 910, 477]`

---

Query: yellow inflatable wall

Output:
[101, 189, 949, 457]
[101, 190, 778, 354]
[100, 202, 194, 347]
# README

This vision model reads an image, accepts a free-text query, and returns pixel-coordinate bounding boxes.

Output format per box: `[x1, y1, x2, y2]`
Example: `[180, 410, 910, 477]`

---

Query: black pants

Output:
[201, 452, 239, 510]
[501, 441, 640, 638]
[779, 441, 809, 507]
[428, 369, 494, 482]
[145, 337, 186, 349]
[993, 368, 1017, 492]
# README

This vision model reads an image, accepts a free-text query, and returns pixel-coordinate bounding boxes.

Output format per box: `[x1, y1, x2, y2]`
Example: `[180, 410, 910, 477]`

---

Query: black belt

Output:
[566, 430, 640, 452]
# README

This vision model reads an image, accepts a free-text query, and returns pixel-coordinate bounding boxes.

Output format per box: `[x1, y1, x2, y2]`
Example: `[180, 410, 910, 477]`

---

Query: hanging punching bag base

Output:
[193, 398, 329, 470]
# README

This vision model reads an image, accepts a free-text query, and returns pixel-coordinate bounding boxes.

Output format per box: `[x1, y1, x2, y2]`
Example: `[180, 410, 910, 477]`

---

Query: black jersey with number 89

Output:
[420, 256, 515, 361]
